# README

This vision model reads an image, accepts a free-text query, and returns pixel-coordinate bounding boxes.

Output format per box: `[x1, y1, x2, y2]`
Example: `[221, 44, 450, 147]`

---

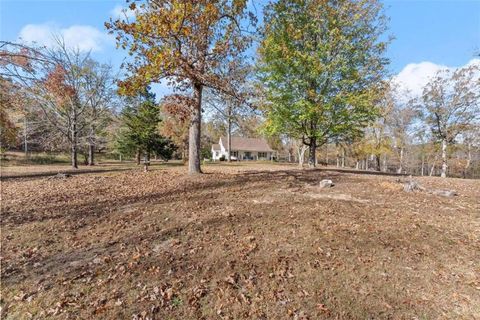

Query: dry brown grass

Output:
[1, 164, 479, 319]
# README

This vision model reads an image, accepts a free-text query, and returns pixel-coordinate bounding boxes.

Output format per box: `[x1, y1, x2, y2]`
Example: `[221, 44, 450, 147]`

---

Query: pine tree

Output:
[116, 91, 176, 166]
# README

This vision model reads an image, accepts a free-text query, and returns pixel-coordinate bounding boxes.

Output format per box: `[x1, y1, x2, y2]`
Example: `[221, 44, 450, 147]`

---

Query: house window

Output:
[258, 152, 267, 158]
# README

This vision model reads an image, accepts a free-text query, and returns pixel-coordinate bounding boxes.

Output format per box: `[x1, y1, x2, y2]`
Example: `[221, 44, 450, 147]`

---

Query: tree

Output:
[259, 0, 389, 167]
[461, 125, 480, 177]
[204, 92, 252, 162]
[0, 40, 115, 168]
[421, 64, 480, 178]
[204, 54, 255, 162]
[82, 60, 116, 166]
[116, 90, 176, 168]
[106, 0, 255, 174]
[0, 78, 20, 150]
[160, 94, 193, 162]
[385, 85, 418, 173]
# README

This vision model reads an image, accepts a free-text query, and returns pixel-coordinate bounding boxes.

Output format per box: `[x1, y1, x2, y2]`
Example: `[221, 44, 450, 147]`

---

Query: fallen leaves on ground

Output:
[1, 164, 479, 319]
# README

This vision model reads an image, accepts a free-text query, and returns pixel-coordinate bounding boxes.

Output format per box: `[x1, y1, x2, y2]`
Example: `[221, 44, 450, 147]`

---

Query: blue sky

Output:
[1, 0, 479, 97]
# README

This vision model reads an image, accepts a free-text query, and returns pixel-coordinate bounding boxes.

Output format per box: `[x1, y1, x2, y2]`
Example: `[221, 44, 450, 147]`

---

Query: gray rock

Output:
[69, 260, 84, 267]
[49, 172, 71, 180]
[403, 180, 424, 192]
[431, 189, 458, 197]
[319, 179, 334, 188]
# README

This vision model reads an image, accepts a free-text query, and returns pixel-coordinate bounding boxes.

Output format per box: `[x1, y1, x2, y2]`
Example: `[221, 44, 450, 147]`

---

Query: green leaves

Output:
[116, 91, 176, 159]
[258, 0, 389, 146]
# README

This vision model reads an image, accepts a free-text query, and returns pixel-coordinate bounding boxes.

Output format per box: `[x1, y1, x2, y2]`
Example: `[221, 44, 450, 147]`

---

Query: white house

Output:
[211, 136, 275, 161]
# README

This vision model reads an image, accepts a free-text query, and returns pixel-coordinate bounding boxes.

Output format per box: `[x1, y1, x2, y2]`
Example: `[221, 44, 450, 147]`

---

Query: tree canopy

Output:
[106, 0, 255, 173]
[116, 90, 176, 162]
[258, 0, 389, 167]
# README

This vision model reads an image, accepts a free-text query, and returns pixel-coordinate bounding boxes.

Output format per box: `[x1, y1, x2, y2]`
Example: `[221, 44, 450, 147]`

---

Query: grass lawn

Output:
[1, 164, 479, 319]
[0, 151, 186, 178]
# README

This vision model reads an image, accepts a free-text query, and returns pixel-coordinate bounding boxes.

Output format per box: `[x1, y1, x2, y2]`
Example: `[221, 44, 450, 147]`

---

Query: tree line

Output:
[1, 0, 478, 178]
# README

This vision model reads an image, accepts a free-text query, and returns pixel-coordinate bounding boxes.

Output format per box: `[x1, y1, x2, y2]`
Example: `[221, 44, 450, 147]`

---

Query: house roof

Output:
[219, 136, 274, 152]
[212, 144, 220, 151]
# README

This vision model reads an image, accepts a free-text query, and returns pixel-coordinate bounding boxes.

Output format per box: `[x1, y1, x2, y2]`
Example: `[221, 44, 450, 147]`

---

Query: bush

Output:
[219, 155, 226, 161]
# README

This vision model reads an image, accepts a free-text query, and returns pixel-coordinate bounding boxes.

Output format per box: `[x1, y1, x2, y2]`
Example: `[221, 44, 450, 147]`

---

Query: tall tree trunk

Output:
[143, 152, 149, 172]
[356, 160, 360, 170]
[136, 149, 141, 165]
[88, 125, 95, 166]
[421, 154, 425, 176]
[88, 143, 94, 166]
[341, 148, 345, 168]
[441, 138, 447, 178]
[188, 83, 203, 174]
[298, 144, 307, 168]
[24, 116, 28, 158]
[308, 137, 316, 168]
[324, 143, 328, 167]
[397, 147, 404, 174]
[463, 142, 471, 178]
[182, 143, 188, 164]
[71, 119, 78, 169]
[376, 155, 381, 171]
[382, 154, 387, 172]
[429, 155, 437, 176]
[227, 107, 232, 163]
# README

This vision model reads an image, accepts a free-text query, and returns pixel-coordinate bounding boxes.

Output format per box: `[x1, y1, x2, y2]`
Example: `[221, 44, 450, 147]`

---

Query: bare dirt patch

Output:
[1, 165, 479, 319]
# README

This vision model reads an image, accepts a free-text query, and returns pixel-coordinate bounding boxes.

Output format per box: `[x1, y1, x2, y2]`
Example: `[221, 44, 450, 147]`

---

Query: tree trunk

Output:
[463, 143, 471, 178]
[182, 144, 188, 164]
[143, 153, 149, 172]
[88, 143, 94, 166]
[298, 144, 307, 168]
[136, 150, 141, 165]
[441, 138, 447, 178]
[87, 124, 95, 166]
[356, 160, 359, 170]
[188, 83, 203, 174]
[227, 112, 232, 163]
[397, 147, 404, 174]
[24, 116, 28, 158]
[71, 120, 78, 169]
[421, 154, 425, 176]
[429, 155, 437, 177]
[324, 143, 328, 167]
[308, 137, 316, 168]
[341, 148, 345, 168]
[382, 154, 387, 172]
[376, 155, 381, 171]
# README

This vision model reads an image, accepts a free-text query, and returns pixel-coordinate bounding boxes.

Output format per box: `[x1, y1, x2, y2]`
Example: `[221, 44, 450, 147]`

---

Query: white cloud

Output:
[392, 61, 450, 97]
[18, 22, 111, 52]
[392, 59, 480, 98]
[110, 4, 136, 19]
